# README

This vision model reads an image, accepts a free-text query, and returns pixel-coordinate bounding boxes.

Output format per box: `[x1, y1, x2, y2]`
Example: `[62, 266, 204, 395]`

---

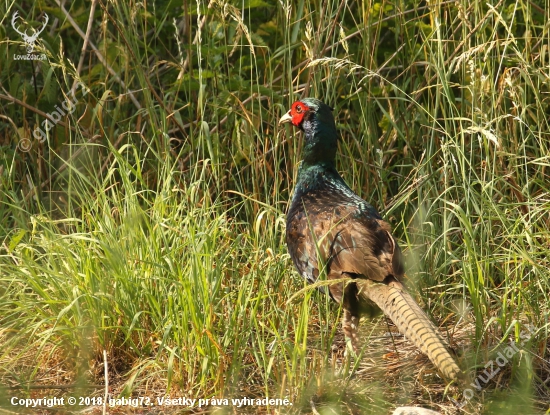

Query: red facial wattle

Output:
[290, 101, 310, 127]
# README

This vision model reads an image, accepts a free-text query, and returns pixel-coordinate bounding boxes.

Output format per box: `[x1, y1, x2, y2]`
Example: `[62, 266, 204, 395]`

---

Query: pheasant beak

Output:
[279, 110, 293, 125]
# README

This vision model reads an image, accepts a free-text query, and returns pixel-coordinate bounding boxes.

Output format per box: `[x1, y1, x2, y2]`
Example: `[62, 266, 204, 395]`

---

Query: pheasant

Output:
[279, 98, 460, 380]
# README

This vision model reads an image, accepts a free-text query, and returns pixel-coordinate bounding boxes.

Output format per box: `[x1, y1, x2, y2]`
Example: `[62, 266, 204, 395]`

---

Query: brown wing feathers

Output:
[330, 217, 460, 380]
[288, 203, 461, 380]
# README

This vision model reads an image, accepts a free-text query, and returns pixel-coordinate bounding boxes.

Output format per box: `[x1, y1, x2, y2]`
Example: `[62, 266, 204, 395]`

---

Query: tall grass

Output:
[0, 0, 549, 413]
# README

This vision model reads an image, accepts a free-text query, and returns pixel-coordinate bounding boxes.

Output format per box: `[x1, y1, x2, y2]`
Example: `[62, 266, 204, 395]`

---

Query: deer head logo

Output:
[11, 11, 49, 53]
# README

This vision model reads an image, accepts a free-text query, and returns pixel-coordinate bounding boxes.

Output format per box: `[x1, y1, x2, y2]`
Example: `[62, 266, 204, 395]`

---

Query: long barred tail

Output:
[356, 279, 461, 380]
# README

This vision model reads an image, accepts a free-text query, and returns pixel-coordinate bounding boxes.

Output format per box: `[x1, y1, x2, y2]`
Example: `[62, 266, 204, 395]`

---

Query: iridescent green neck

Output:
[299, 116, 337, 169]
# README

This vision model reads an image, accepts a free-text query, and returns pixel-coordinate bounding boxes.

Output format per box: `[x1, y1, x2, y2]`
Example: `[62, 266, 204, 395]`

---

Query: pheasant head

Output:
[279, 98, 338, 167]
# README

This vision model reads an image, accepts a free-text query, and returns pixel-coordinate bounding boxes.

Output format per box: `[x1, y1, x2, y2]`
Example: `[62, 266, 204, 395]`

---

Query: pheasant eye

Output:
[295, 104, 303, 113]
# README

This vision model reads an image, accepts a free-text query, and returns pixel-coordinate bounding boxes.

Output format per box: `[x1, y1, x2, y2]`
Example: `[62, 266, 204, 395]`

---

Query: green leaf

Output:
[8, 229, 26, 252]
